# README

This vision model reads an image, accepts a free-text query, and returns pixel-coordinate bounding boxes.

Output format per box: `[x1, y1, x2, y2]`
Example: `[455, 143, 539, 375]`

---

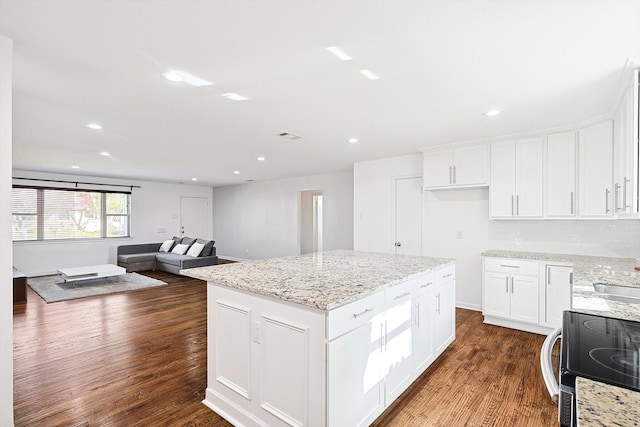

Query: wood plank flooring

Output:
[14, 271, 557, 426]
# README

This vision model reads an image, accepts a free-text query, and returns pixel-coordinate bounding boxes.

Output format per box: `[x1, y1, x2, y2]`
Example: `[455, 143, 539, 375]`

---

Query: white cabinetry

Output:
[542, 264, 572, 329]
[578, 121, 614, 218]
[490, 138, 544, 218]
[434, 266, 455, 356]
[411, 275, 434, 376]
[423, 145, 488, 189]
[546, 131, 577, 218]
[483, 258, 539, 325]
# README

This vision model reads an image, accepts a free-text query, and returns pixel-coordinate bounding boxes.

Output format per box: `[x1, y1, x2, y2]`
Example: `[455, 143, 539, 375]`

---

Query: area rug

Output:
[28, 273, 167, 303]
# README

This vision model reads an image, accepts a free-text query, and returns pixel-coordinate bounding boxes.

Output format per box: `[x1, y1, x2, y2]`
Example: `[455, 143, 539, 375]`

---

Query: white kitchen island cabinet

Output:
[183, 250, 456, 427]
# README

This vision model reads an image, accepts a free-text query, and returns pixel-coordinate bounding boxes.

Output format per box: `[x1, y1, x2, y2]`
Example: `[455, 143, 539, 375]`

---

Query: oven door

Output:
[540, 327, 561, 402]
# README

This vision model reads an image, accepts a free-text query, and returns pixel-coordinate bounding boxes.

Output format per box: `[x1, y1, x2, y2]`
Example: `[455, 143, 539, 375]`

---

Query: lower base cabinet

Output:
[205, 265, 456, 427]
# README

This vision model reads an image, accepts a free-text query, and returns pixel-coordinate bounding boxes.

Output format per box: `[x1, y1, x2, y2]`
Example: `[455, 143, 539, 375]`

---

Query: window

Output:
[12, 186, 131, 241]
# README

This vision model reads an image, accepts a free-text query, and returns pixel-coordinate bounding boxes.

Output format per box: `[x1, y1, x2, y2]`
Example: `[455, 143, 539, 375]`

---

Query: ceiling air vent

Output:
[279, 132, 302, 140]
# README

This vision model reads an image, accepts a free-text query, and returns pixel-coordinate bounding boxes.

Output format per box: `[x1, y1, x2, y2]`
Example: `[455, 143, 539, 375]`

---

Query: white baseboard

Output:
[218, 255, 250, 262]
[456, 302, 481, 312]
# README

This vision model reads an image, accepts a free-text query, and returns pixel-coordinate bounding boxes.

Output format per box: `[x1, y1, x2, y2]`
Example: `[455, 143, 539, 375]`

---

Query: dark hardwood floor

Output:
[14, 271, 557, 426]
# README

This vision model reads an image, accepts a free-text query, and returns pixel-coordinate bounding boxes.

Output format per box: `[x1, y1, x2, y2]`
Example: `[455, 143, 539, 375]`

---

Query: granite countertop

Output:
[482, 249, 640, 426]
[576, 377, 640, 426]
[182, 250, 454, 310]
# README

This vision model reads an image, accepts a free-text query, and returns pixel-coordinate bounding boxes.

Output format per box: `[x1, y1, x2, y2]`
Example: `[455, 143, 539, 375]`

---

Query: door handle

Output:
[395, 242, 402, 247]
[605, 189, 610, 213]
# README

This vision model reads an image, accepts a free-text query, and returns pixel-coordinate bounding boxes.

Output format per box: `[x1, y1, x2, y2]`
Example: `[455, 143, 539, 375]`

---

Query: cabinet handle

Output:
[570, 191, 574, 215]
[352, 308, 373, 318]
[624, 177, 630, 209]
[394, 292, 411, 301]
[506, 277, 509, 293]
[436, 293, 441, 314]
[442, 273, 453, 278]
[605, 189, 610, 213]
[510, 276, 514, 293]
[569, 272, 573, 285]
[615, 183, 622, 211]
[449, 166, 453, 184]
[453, 165, 457, 184]
[516, 195, 520, 216]
[420, 282, 433, 288]
[511, 195, 514, 216]
[500, 264, 520, 268]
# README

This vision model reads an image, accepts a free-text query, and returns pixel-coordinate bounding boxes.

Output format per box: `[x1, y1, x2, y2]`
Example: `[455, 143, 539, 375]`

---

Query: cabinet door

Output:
[383, 300, 414, 404]
[483, 272, 511, 319]
[490, 141, 517, 217]
[434, 276, 455, 357]
[515, 137, 544, 218]
[546, 132, 576, 217]
[544, 265, 572, 328]
[328, 319, 384, 427]
[453, 145, 488, 186]
[509, 274, 539, 324]
[578, 121, 614, 218]
[423, 150, 453, 188]
[412, 289, 434, 376]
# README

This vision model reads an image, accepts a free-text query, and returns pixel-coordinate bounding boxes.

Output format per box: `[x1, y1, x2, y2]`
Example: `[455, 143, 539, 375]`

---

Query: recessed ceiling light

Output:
[71, 165, 80, 169]
[348, 138, 359, 143]
[257, 156, 265, 161]
[233, 170, 240, 175]
[161, 70, 213, 87]
[191, 178, 198, 181]
[484, 109, 502, 117]
[99, 152, 110, 157]
[221, 93, 249, 101]
[325, 46, 352, 61]
[360, 69, 379, 80]
[87, 123, 102, 130]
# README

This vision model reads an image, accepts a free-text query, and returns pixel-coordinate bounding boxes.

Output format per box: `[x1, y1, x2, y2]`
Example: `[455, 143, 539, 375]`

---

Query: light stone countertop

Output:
[576, 377, 640, 427]
[182, 250, 454, 310]
[482, 249, 640, 426]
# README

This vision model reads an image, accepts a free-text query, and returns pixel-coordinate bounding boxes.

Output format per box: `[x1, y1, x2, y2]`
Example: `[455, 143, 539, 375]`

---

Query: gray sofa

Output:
[117, 236, 218, 275]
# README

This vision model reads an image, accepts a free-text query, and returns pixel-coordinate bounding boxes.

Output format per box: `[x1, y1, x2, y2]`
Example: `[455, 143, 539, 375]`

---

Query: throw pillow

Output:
[159, 239, 174, 253]
[186, 242, 205, 257]
[171, 243, 190, 255]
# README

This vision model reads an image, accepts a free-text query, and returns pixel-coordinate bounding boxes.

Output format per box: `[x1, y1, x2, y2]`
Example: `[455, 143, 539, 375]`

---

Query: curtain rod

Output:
[12, 177, 141, 191]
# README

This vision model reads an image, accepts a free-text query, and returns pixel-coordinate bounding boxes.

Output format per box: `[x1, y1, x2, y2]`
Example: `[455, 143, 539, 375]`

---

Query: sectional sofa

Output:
[117, 236, 218, 275]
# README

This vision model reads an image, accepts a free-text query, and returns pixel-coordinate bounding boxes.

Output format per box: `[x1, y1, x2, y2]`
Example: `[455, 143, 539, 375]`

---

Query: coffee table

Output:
[57, 264, 126, 283]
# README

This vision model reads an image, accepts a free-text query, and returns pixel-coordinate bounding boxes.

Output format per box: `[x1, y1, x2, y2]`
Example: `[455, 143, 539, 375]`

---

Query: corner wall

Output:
[212, 171, 353, 260]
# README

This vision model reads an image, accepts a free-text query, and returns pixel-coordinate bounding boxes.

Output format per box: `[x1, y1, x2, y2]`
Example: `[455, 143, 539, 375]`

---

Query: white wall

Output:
[0, 34, 14, 427]
[355, 153, 640, 311]
[12, 170, 213, 276]
[212, 171, 353, 260]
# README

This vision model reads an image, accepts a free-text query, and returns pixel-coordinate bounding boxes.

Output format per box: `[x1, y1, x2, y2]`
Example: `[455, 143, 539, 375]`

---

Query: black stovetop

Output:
[561, 311, 640, 391]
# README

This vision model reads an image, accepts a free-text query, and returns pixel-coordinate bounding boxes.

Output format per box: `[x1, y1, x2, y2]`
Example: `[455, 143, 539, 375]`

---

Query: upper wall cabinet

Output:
[490, 137, 544, 218]
[422, 145, 488, 189]
[578, 121, 614, 218]
[546, 131, 577, 218]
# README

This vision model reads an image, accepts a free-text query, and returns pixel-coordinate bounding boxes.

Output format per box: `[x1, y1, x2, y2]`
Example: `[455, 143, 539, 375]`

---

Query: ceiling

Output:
[1, 1, 639, 187]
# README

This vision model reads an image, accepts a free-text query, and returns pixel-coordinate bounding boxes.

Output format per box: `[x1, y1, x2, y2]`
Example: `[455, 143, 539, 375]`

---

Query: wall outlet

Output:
[456, 231, 463, 239]
[252, 321, 261, 344]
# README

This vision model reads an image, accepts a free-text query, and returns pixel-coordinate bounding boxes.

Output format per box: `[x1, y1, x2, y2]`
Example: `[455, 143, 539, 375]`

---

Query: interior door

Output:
[394, 177, 422, 256]
[180, 196, 210, 238]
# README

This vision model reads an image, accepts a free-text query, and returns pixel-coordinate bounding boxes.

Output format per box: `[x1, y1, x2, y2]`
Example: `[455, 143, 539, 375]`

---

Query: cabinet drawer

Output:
[327, 291, 385, 340]
[386, 277, 417, 305]
[413, 271, 435, 297]
[435, 265, 455, 282]
[484, 257, 538, 276]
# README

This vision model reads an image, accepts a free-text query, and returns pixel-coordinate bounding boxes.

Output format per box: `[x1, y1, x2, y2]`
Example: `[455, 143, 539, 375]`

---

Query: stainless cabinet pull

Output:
[605, 189, 610, 213]
[453, 165, 457, 184]
[353, 308, 373, 318]
[506, 277, 509, 293]
[511, 195, 515, 216]
[510, 276, 514, 293]
[442, 273, 453, 278]
[569, 272, 573, 285]
[420, 282, 433, 288]
[615, 183, 622, 211]
[394, 292, 411, 300]
[500, 264, 520, 268]
[436, 293, 441, 314]
[516, 195, 520, 216]
[449, 166, 453, 184]
[570, 191, 574, 215]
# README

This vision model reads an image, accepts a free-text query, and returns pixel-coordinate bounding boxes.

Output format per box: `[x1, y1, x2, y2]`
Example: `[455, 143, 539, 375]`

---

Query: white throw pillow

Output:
[186, 242, 205, 258]
[159, 239, 174, 253]
[171, 243, 190, 255]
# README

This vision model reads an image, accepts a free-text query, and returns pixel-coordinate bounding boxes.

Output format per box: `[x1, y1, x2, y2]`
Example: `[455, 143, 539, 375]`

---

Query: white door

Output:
[483, 272, 511, 319]
[578, 121, 614, 218]
[509, 274, 539, 324]
[515, 137, 544, 218]
[546, 131, 577, 217]
[454, 145, 488, 186]
[394, 177, 422, 255]
[545, 265, 572, 328]
[489, 141, 516, 218]
[434, 276, 456, 356]
[423, 150, 453, 188]
[412, 288, 435, 375]
[180, 196, 210, 238]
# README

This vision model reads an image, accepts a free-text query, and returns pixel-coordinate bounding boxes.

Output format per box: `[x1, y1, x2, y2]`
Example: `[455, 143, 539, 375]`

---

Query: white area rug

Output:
[28, 273, 167, 303]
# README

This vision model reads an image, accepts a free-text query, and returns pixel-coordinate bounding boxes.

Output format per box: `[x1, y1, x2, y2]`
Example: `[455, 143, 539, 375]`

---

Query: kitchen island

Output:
[183, 250, 455, 427]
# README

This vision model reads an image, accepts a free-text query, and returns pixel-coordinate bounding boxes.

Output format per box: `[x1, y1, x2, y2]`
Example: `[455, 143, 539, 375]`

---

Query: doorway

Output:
[393, 176, 422, 256]
[180, 196, 210, 238]
[299, 190, 323, 254]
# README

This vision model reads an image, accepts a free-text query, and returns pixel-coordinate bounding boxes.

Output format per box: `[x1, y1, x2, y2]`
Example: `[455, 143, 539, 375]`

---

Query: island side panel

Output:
[205, 282, 327, 427]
